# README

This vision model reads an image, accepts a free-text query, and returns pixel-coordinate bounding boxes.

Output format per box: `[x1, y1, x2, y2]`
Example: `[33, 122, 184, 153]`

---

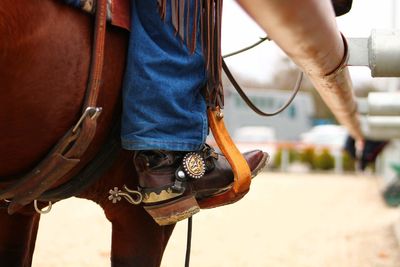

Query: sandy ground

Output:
[32, 172, 400, 267]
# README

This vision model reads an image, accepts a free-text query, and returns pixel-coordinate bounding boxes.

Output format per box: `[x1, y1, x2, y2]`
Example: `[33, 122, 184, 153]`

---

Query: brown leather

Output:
[111, 0, 131, 31]
[208, 108, 251, 192]
[133, 150, 181, 189]
[197, 108, 267, 209]
[133, 146, 267, 205]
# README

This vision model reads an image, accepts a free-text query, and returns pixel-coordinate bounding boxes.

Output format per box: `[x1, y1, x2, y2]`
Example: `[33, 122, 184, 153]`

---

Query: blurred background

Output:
[221, 0, 400, 177]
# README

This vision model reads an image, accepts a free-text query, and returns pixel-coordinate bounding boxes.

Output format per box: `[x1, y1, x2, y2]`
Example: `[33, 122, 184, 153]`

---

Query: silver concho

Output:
[182, 152, 206, 179]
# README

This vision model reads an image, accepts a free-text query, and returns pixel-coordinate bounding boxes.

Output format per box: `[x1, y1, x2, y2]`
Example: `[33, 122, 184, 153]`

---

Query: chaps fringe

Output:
[157, 0, 224, 109]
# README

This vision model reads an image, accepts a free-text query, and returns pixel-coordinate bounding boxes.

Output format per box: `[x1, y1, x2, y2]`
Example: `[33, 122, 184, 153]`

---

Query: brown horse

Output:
[0, 0, 356, 265]
[0, 0, 174, 266]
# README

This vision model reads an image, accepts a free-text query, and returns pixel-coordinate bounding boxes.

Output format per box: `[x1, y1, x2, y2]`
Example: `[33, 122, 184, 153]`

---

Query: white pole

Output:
[393, 0, 397, 28]
[390, 0, 398, 91]
[334, 148, 343, 174]
[281, 149, 289, 172]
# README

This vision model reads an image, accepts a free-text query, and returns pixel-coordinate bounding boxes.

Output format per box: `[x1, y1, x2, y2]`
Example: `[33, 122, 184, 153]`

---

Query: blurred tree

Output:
[299, 147, 316, 169]
[313, 149, 335, 170]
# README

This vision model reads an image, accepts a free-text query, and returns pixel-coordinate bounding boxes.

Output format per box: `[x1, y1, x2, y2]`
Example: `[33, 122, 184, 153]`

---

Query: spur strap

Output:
[0, 0, 109, 214]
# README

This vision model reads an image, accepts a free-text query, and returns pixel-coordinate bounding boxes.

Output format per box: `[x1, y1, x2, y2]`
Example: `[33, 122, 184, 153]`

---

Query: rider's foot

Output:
[133, 144, 268, 225]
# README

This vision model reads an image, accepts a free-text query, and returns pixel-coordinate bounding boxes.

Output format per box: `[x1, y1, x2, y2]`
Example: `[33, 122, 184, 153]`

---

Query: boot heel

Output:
[144, 195, 200, 226]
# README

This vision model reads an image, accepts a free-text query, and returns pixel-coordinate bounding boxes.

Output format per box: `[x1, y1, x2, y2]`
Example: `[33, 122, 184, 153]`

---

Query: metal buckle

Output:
[72, 106, 103, 133]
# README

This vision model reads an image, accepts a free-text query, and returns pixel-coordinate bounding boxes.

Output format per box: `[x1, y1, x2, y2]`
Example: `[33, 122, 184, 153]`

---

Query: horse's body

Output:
[0, 1, 173, 266]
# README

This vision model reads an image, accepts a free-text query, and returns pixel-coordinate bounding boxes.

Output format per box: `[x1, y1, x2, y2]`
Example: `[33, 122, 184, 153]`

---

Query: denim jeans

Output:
[121, 0, 208, 151]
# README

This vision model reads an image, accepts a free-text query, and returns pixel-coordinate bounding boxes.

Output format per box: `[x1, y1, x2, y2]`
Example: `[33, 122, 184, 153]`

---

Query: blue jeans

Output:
[121, 0, 208, 151]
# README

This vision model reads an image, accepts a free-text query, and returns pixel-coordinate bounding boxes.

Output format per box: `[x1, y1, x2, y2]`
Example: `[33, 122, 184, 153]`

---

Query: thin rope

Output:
[184, 216, 193, 267]
[223, 36, 270, 58]
[223, 59, 303, 116]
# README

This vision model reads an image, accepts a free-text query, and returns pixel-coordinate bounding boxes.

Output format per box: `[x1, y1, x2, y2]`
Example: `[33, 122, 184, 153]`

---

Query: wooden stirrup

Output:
[198, 107, 251, 209]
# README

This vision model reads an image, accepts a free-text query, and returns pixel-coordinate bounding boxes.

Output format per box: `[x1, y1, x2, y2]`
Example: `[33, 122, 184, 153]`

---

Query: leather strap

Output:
[39, 121, 121, 202]
[0, 0, 109, 214]
[223, 59, 303, 117]
[199, 107, 252, 209]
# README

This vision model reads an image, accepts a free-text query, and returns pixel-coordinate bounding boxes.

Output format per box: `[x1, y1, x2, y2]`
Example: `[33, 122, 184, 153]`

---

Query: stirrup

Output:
[199, 107, 251, 209]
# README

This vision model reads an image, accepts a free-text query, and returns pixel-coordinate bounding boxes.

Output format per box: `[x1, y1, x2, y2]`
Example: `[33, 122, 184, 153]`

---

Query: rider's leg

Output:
[121, 0, 267, 225]
[121, 0, 207, 152]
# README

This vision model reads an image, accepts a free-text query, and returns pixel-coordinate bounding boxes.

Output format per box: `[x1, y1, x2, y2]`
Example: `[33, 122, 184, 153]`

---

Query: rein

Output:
[222, 36, 270, 58]
[223, 59, 303, 116]
[222, 36, 304, 117]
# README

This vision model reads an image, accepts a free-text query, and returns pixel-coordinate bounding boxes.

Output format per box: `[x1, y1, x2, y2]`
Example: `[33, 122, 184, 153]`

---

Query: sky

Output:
[221, 0, 400, 88]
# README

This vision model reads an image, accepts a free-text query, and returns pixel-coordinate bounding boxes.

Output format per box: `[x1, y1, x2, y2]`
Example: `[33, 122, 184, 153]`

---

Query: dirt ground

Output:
[32, 172, 400, 267]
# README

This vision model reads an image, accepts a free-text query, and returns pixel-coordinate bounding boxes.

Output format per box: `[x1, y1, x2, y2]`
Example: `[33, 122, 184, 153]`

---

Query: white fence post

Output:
[333, 148, 343, 174]
[281, 148, 289, 172]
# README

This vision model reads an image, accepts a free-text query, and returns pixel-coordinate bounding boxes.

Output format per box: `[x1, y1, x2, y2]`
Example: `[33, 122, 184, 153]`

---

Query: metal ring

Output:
[325, 32, 349, 76]
[72, 106, 103, 133]
[34, 200, 52, 214]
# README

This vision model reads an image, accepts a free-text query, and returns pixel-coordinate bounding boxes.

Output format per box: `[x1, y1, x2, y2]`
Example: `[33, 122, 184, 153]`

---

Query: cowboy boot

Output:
[133, 144, 268, 225]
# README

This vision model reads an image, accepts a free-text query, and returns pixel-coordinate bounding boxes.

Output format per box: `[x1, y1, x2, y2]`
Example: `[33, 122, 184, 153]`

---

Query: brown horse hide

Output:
[0, 0, 128, 180]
